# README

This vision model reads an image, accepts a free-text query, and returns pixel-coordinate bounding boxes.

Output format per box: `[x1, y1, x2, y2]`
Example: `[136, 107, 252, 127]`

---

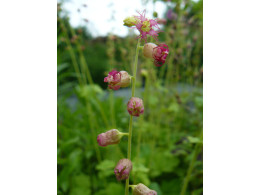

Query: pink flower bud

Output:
[104, 70, 131, 90]
[97, 129, 124, 147]
[114, 159, 132, 181]
[119, 71, 131, 87]
[152, 43, 169, 67]
[143, 43, 157, 59]
[127, 97, 144, 117]
[133, 183, 157, 195]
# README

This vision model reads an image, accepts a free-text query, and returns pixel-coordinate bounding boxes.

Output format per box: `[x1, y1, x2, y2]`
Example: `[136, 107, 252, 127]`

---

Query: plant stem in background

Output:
[59, 20, 84, 86]
[67, 23, 94, 84]
[125, 38, 140, 195]
[180, 130, 203, 195]
[109, 91, 116, 127]
[86, 102, 102, 163]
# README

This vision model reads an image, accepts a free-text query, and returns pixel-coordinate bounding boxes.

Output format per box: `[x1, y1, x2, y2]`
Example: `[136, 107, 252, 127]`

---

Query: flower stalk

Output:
[99, 10, 166, 195]
[125, 38, 141, 195]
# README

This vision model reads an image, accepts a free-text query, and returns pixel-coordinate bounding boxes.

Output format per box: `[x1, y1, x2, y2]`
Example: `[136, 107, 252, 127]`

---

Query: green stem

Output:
[68, 24, 94, 84]
[125, 38, 141, 195]
[86, 102, 101, 163]
[180, 131, 203, 195]
[59, 20, 83, 85]
[109, 90, 116, 127]
[120, 133, 129, 136]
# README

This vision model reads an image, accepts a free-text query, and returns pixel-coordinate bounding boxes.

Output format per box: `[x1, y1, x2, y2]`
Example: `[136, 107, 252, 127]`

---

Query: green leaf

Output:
[132, 161, 149, 173]
[161, 179, 182, 194]
[168, 102, 180, 113]
[70, 174, 91, 195]
[194, 96, 203, 108]
[96, 160, 116, 178]
[96, 160, 115, 171]
[57, 63, 69, 74]
[95, 183, 124, 195]
[76, 84, 104, 100]
[187, 136, 203, 144]
[149, 182, 162, 195]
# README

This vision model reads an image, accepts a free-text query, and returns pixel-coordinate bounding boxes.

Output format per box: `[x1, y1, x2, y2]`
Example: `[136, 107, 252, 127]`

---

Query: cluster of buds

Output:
[123, 10, 169, 67]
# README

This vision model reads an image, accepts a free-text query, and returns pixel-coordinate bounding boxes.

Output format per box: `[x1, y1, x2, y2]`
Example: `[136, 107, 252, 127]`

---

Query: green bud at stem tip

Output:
[139, 46, 144, 50]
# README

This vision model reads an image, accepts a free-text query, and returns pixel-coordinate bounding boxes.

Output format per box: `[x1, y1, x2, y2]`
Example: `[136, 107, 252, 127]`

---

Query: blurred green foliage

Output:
[58, 0, 203, 194]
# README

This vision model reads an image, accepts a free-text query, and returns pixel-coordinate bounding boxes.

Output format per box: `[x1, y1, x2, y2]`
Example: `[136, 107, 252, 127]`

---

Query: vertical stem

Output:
[125, 38, 140, 195]
[68, 24, 94, 84]
[86, 102, 102, 163]
[59, 20, 83, 86]
[180, 131, 203, 195]
[110, 90, 116, 127]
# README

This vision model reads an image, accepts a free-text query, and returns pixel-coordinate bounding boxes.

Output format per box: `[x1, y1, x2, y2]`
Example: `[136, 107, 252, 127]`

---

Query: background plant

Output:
[57, 0, 203, 194]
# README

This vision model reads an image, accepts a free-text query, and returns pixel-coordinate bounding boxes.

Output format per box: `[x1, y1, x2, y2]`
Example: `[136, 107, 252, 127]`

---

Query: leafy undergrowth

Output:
[57, 84, 203, 195]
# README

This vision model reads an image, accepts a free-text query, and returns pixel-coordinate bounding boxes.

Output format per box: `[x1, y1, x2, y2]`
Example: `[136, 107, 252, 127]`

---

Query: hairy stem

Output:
[125, 38, 140, 195]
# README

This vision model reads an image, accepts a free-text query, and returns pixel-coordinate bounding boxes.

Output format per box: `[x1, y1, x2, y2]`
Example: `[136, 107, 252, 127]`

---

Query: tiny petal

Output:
[127, 97, 144, 117]
[114, 159, 133, 181]
[133, 183, 157, 195]
[97, 129, 123, 147]
[140, 69, 148, 77]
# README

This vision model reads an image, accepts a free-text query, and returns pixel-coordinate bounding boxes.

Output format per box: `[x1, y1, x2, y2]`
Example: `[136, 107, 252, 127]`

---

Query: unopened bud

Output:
[143, 43, 169, 67]
[114, 159, 132, 181]
[123, 16, 138, 27]
[140, 69, 148, 77]
[97, 129, 127, 147]
[104, 70, 131, 90]
[153, 11, 158, 18]
[133, 183, 157, 195]
[127, 97, 144, 117]
[119, 71, 131, 88]
[143, 43, 157, 59]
